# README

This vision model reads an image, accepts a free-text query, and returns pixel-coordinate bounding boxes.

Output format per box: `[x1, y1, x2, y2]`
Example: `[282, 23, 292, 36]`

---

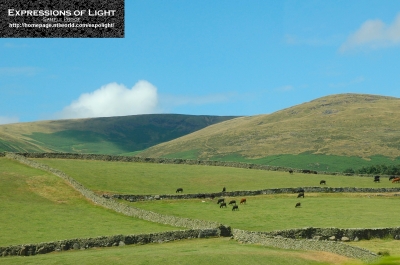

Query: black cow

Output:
[302, 169, 311, 174]
[289, 170, 294, 174]
[222, 187, 226, 192]
[176, 188, 183, 193]
[220, 202, 227, 208]
[320, 180, 326, 185]
[228, 200, 236, 205]
[389, 176, 396, 181]
[232, 205, 239, 211]
[297, 192, 304, 198]
[217, 198, 225, 204]
[374, 176, 380, 183]
[295, 202, 301, 208]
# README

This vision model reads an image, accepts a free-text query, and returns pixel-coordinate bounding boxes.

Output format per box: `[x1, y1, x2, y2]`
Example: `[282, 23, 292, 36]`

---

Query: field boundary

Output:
[0, 229, 219, 257]
[233, 229, 378, 262]
[1, 151, 383, 177]
[110, 186, 400, 202]
[1, 152, 391, 261]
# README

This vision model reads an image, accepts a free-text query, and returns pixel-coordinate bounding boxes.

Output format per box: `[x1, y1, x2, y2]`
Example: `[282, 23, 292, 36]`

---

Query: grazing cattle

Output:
[220, 202, 227, 208]
[302, 169, 311, 174]
[374, 176, 380, 183]
[228, 200, 236, 205]
[240, 198, 247, 204]
[389, 176, 396, 181]
[297, 192, 304, 198]
[232, 205, 239, 211]
[392, 177, 400, 183]
[320, 180, 326, 185]
[222, 187, 226, 192]
[295, 202, 301, 208]
[289, 170, 294, 174]
[217, 198, 225, 204]
[311, 170, 318, 174]
[176, 188, 183, 193]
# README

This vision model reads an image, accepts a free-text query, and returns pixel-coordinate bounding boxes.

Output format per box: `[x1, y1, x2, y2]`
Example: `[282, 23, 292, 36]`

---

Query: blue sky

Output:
[1, 0, 400, 124]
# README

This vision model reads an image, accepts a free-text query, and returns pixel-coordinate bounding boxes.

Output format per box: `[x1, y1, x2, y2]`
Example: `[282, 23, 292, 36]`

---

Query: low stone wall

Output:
[111, 186, 400, 202]
[261, 226, 400, 241]
[1, 229, 219, 257]
[6, 151, 397, 178]
[233, 229, 378, 262]
[4, 153, 231, 234]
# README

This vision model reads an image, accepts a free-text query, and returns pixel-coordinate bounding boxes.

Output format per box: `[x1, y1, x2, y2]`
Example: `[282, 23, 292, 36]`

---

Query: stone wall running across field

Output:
[111, 186, 400, 202]
[4, 153, 231, 234]
[2, 152, 396, 261]
[0, 229, 219, 257]
[233, 229, 378, 263]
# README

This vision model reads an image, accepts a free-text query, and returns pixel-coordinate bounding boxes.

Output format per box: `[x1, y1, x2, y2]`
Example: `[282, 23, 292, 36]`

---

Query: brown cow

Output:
[392, 177, 400, 183]
[240, 198, 247, 204]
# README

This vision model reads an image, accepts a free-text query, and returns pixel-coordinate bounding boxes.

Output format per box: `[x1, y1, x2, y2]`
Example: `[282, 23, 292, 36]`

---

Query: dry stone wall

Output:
[233, 229, 378, 263]
[4, 153, 230, 233]
[0, 151, 380, 177]
[1, 229, 219, 257]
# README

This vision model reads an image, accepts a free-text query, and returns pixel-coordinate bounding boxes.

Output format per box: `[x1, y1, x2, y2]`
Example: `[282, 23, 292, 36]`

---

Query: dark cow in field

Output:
[289, 170, 294, 174]
[176, 188, 183, 193]
[311, 170, 318, 174]
[232, 205, 239, 211]
[374, 176, 380, 183]
[220, 202, 227, 208]
[217, 198, 225, 204]
[389, 176, 396, 181]
[240, 198, 247, 204]
[320, 180, 326, 185]
[392, 177, 400, 183]
[222, 187, 226, 192]
[302, 169, 311, 174]
[297, 192, 304, 198]
[295, 202, 301, 208]
[228, 200, 236, 205]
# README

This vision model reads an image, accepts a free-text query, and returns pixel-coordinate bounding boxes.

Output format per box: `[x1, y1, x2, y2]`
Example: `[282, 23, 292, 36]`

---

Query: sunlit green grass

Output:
[32, 158, 400, 195]
[126, 193, 400, 232]
[0, 237, 364, 265]
[0, 158, 180, 246]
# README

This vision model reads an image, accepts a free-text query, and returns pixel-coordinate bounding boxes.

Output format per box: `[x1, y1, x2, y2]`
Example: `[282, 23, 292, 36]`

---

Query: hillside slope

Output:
[138, 94, 400, 163]
[0, 114, 238, 154]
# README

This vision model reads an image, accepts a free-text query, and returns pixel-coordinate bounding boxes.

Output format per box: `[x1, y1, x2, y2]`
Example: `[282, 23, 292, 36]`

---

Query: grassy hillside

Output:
[138, 94, 400, 171]
[0, 114, 237, 154]
[0, 158, 178, 246]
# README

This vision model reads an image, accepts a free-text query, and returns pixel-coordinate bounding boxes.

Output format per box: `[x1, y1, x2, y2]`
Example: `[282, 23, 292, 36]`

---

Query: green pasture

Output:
[0, 158, 179, 246]
[209, 153, 400, 173]
[0, 237, 365, 265]
[34, 158, 400, 195]
[126, 193, 400, 232]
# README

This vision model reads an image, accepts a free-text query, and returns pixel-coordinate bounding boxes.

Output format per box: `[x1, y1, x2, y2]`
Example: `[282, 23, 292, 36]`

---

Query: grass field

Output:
[33, 158, 400, 195]
[3, 156, 400, 265]
[0, 158, 180, 246]
[123, 193, 400, 232]
[0, 237, 365, 265]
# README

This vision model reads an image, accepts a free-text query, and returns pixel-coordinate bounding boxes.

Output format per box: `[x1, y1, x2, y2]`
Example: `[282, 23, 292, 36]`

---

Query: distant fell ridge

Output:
[0, 114, 239, 154]
[138, 93, 400, 161]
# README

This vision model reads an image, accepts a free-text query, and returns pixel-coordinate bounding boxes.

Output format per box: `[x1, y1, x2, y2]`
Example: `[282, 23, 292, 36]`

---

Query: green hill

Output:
[0, 114, 238, 154]
[138, 93, 400, 172]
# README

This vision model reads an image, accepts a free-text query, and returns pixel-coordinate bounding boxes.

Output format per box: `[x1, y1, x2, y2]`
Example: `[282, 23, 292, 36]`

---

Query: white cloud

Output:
[275, 85, 293, 92]
[0, 116, 19, 125]
[340, 13, 400, 52]
[58, 80, 159, 119]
